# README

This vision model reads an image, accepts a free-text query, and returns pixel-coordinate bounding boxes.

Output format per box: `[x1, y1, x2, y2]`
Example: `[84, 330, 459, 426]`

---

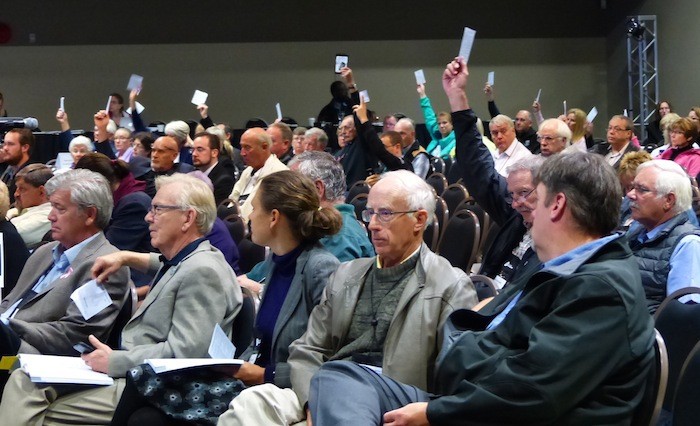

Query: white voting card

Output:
[70, 279, 112, 320]
[127, 74, 143, 91]
[359, 90, 370, 103]
[458, 27, 477, 63]
[415, 69, 426, 85]
[208, 323, 235, 360]
[487, 71, 495, 86]
[587, 107, 598, 123]
[191, 90, 208, 106]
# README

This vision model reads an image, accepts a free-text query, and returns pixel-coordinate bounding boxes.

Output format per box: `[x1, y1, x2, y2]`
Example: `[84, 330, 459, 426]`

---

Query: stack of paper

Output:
[18, 354, 113, 386]
[145, 358, 243, 374]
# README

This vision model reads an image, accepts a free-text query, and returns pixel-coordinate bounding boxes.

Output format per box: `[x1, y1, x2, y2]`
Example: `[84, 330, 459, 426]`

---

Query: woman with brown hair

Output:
[111, 170, 343, 426]
[659, 117, 700, 178]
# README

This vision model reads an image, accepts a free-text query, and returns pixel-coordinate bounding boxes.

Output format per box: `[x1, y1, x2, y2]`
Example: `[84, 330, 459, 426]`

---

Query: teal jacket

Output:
[421, 96, 456, 160]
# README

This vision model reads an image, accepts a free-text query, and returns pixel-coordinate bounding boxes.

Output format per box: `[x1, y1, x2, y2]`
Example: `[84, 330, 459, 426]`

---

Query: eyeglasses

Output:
[628, 183, 656, 195]
[508, 187, 536, 203]
[361, 208, 417, 223]
[536, 135, 562, 143]
[149, 204, 185, 216]
[607, 126, 631, 133]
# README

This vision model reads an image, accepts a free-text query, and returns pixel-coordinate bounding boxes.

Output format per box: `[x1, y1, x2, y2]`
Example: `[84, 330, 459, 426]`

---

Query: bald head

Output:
[151, 136, 180, 172]
[240, 127, 272, 170]
[514, 110, 533, 133]
[394, 118, 416, 148]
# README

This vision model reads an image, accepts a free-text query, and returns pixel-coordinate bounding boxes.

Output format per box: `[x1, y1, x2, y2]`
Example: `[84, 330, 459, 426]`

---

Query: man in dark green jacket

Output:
[307, 58, 655, 426]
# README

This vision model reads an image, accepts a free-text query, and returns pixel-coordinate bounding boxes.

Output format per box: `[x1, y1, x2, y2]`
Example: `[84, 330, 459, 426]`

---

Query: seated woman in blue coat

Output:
[110, 170, 342, 426]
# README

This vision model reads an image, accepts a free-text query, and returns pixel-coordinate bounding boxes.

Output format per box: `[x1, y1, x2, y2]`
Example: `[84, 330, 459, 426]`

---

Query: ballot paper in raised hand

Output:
[276, 103, 282, 121]
[458, 27, 477, 63]
[563, 100, 567, 115]
[415, 69, 426, 85]
[127, 74, 143, 91]
[359, 90, 370, 103]
[70, 279, 112, 321]
[587, 107, 598, 123]
[59, 97, 65, 111]
[208, 323, 235, 360]
[105, 96, 112, 113]
[191, 90, 208, 106]
[487, 71, 495, 86]
[535, 89, 542, 102]
[126, 102, 145, 115]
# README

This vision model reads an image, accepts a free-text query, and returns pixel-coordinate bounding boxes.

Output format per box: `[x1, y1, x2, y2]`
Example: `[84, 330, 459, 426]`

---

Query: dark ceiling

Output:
[0, 0, 644, 46]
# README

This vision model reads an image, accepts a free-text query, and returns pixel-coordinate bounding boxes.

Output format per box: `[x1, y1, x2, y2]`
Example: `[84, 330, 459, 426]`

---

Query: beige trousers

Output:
[0, 368, 126, 426]
[217, 383, 306, 426]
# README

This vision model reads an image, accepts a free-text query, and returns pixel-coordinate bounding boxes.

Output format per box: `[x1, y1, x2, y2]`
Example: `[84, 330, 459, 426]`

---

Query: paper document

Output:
[18, 354, 113, 385]
[414, 69, 426, 85]
[359, 90, 370, 103]
[458, 27, 477, 63]
[59, 97, 65, 111]
[146, 358, 243, 374]
[208, 323, 235, 359]
[586, 107, 598, 123]
[126, 101, 145, 115]
[535, 89, 542, 102]
[275, 103, 282, 121]
[191, 90, 208, 106]
[105, 96, 112, 113]
[70, 279, 112, 320]
[487, 71, 494, 86]
[563, 100, 567, 115]
[127, 74, 143, 91]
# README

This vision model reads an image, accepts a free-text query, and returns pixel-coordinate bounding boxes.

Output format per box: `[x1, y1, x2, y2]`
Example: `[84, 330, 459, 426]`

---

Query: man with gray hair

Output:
[0, 169, 130, 358]
[1, 173, 243, 425]
[626, 159, 700, 312]
[217, 169, 476, 426]
[489, 114, 532, 177]
[164, 120, 194, 165]
[394, 117, 431, 179]
[538, 118, 572, 157]
[6, 163, 54, 248]
[303, 127, 329, 152]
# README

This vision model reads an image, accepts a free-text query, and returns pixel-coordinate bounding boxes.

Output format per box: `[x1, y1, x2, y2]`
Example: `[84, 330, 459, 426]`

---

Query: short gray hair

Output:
[69, 135, 95, 153]
[379, 170, 435, 227]
[304, 127, 329, 149]
[489, 114, 514, 130]
[637, 160, 693, 214]
[396, 117, 415, 131]
[155, 173, 216, 235]
[506, 155, 543, 177]
[45, 169, 113, 229]
[539, 118, 572, 145]
[295, 151, 346, 202]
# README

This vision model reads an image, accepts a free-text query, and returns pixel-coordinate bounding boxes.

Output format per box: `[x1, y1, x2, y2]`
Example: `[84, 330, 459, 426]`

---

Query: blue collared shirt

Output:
[32, 233, 101, 294]
[487, 234, 620, 330]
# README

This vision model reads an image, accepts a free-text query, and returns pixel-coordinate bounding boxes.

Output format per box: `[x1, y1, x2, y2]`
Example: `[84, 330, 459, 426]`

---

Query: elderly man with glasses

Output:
[591, 115, 639, 169]
[0, 173, 242, 425]
[215, 169, 476, 426]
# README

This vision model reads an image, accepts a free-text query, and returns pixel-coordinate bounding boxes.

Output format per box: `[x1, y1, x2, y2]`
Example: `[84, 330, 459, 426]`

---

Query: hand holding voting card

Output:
[415, 69, 426, 85]
[335, 54, 349, 73]
[127, 74, 143, 92]
[359, 90, 370, 103]
[276, 103, 282, 121]
[487, 71, 495, 86]
[535, 89, 542, 103]
[191, 90, 208, 106]
[458, 27, 477, 63]
[587, 107, 598, 123]
[70, 279, 112, 320]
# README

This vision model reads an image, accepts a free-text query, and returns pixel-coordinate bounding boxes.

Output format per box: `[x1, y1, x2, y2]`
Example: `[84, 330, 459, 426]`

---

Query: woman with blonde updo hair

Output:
[111, 170, 342, 426]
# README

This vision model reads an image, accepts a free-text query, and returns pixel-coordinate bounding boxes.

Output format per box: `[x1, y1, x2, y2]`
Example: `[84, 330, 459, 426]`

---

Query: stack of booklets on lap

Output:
[18, 354, 113, 386]
[145, 358, 243, 374]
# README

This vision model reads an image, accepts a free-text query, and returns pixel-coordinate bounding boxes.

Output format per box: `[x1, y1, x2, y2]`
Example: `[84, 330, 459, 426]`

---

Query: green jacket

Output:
[427, 235, 655, 425]
[421, 96, 456, 160]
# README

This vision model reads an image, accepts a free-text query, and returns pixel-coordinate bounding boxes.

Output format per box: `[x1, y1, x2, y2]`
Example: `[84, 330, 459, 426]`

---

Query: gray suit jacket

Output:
[248, 244, 339, 388]
[108, 240, 243, 377]
[0, 232, 130, 355]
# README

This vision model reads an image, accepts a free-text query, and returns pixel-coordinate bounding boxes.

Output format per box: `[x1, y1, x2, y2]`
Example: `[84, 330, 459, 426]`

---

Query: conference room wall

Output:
[0, 37, 607, 136]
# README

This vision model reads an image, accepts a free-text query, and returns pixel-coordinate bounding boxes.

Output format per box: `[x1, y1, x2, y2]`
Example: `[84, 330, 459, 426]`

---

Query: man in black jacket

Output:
[192, 132, 235, 206]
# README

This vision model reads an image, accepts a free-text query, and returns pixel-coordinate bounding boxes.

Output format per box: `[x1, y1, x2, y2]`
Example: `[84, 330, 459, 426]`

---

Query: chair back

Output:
[223, 214, 247, 244]
[672, 340, 700, 426]
[446, 160, 462, 184]
[422, 220, 440, 251]
[653, 287, 700, 410]
[345, 180, 370, 204]
[632, 329, 668, 426]
[217, 198, 239, 219]
[455, 201, 491, 260]
[469, 274, 498, 301]
[434, 196, 449, 241]
[232, 288, 256, 358]
[349, 193, 369, 221]
[442, 183, 470, 218]
[436, 209, 481, 272]
[106, 283, 138, 349]
[430, 157, 445, 174]
[237, 237, 266, 275]
[426, 173, 448, 197]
